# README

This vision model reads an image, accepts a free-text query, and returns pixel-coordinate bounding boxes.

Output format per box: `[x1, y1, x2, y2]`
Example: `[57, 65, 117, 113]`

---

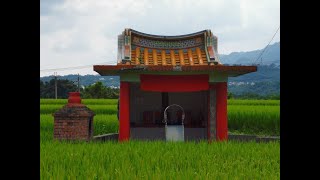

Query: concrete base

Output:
[228, 134, 280, 142]
[93, 132, 280, 143]
[165, 125, 184, 142]
[93, 133, 118, 141]
[130, 127, 207, 141]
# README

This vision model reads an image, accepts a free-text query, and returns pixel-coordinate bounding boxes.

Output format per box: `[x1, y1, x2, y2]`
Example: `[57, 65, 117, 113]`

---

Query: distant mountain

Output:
[228, 64, 280, 83]
[219, 42, 280, 65]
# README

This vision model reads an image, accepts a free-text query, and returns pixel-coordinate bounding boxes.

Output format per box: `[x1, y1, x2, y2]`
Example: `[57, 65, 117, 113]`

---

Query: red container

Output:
[68, 92, 81, 104]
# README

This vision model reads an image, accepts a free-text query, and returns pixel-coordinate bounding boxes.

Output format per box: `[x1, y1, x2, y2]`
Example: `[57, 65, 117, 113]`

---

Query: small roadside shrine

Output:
[94, 28, 257, 142]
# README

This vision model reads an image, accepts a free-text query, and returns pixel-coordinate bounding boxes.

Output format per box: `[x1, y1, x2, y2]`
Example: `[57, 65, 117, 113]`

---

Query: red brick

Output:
[53, 102, 94, 141]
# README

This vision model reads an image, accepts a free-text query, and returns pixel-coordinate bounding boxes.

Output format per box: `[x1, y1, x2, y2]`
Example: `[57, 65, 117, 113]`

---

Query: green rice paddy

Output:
[40, 99, 280, 179]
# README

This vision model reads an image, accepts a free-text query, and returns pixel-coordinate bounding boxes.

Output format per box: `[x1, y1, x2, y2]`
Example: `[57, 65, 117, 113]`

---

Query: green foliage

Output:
[40, 79, 119, 99]
[40, 79, 77, 98]
[82, 81, 119, 99]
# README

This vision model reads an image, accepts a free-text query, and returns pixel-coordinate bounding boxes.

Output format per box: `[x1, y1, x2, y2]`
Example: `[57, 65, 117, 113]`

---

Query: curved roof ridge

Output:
[128, 28, 209, 40]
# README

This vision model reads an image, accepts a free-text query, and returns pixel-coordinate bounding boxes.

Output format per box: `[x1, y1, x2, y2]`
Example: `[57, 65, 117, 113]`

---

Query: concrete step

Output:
[93, 133, 280, 142]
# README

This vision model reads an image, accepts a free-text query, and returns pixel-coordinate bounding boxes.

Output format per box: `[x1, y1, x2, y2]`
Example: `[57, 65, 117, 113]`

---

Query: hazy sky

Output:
[40, 0, 280, 76]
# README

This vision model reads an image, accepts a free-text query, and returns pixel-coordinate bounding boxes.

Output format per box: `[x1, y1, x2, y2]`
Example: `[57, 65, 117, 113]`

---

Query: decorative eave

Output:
[93, 65, 257, 77]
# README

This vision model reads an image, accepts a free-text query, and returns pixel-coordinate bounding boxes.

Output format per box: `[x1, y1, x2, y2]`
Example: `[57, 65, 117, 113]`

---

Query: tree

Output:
[227, 92, 234, 99]
[40, 79, 78, 98]
[82, 82, 106, 99]
[82, 81, 119, 99]
[40, 80, 45, 97]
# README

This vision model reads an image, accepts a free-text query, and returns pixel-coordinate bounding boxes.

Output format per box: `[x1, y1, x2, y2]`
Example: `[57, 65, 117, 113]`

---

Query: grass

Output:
[40, 140, 279, 179]
[228, 105, 280, 136]
[227, 99, 280, 106]
[40, 99, 280, 179]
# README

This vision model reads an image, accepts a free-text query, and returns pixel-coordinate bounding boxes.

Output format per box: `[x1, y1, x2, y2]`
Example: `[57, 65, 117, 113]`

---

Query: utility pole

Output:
[77, 73, 80, 92]
[73, 74, 81, 92]
[54, 72, 57, 99]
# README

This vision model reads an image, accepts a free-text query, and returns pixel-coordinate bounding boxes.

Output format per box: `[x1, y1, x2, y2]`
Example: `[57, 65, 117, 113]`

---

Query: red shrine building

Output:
[94, 29, 257, 142]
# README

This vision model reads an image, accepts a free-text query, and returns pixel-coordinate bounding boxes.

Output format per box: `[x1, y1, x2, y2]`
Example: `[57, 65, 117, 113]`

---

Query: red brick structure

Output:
[53, 92, 95, 141]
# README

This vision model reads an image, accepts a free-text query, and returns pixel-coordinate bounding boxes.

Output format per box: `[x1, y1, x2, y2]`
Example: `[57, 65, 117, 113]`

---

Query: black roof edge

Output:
[128, 28, 209, 40]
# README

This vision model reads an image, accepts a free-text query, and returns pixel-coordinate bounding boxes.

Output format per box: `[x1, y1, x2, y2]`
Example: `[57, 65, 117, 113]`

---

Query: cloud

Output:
[40, 0, 65, 16]
[40, 0, 280, 76]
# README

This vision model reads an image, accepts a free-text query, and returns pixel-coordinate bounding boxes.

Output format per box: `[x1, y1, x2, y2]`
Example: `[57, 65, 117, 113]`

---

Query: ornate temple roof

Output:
[93, 28, 257, 76]
[117, 28, 221, 66]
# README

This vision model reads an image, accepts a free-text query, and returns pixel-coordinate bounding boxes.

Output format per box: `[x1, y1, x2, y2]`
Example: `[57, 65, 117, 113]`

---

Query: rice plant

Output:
[40, 104, 117, 114]
[40, 140, 280, 179]
[40, 99, 280, 179]
[228, 105, 280, 135]
[227, 99, 279, 106]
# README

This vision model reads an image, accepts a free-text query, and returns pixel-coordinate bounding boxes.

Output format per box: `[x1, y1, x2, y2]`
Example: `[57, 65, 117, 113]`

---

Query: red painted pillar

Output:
[119, 82, 130, 141]
[216, 82, 228, 141]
